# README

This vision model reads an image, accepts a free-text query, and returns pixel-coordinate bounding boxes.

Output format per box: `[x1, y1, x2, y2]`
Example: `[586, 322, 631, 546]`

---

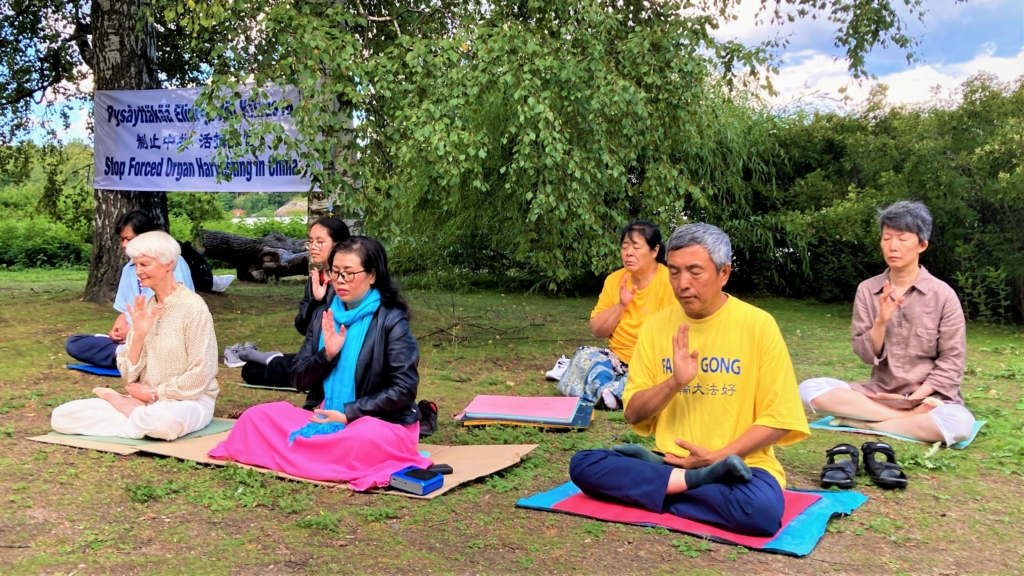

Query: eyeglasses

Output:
[304, 240, 327, 250]
[326, 269, 366, 283]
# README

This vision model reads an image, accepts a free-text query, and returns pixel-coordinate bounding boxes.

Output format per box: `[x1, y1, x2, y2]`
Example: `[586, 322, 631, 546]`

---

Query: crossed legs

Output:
[800, 378, 974, 445]
[568, 449, 784, 536]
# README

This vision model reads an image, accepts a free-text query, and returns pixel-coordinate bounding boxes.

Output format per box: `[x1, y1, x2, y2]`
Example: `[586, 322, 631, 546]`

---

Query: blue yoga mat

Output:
[809, 417, 986, 449]
[517, 482, 866, 557]
[66, 364, 121, 377]
[767, 490, 868, 557]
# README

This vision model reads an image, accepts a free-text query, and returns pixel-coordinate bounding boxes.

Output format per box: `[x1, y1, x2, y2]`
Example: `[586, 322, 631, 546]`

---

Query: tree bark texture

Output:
[84, 0, 165, 303]
[199, 230, 308, 282]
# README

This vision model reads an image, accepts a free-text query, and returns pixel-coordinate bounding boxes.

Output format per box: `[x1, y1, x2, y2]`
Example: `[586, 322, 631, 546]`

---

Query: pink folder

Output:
[462, 395, 581, 424]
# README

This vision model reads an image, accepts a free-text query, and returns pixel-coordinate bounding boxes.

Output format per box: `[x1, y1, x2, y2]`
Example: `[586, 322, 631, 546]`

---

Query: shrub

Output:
[202, 216, 307, 239]
[0, 218, 90, 269]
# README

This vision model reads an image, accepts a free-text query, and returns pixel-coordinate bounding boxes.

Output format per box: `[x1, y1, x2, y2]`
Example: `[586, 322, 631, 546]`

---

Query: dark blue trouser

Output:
[65, 334, 119, 368]
[569, 449, 785, 536]
[240, 354, 296, 390]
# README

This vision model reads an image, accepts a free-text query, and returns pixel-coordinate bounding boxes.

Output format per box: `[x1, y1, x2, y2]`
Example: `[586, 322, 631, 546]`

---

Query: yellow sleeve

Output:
[649, 265, 676, 314]
[621, 321, 658, 436]
[591, 270, 624, 318]
[752, 315, 810, 446]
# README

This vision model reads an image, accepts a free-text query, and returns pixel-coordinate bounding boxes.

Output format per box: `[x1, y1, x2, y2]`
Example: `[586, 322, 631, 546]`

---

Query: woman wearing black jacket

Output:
[227, 217, 349, 389]
[291, 238, 421, 422]
[208, 236, 430, 490]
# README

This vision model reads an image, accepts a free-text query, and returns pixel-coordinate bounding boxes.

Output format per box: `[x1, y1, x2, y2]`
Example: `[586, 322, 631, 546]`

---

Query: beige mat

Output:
[28, 428, 536, 499]
[28, 434, 141, 455]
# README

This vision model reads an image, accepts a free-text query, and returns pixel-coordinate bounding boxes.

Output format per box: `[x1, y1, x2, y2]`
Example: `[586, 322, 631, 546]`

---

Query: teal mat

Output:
[809, 417, 985, 449]
[47, 418, 235, 446]
[237, 382, 298, 392]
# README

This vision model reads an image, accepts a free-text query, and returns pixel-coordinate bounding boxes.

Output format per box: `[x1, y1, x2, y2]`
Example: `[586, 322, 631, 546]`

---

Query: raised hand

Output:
[618, 274, 637, 308]
[671, 323, 700, 391]
[875, 280, 904, 326]
[125, 294, 162, 337]
[310, 269, 328, 301]
[321, 309, 347, 360]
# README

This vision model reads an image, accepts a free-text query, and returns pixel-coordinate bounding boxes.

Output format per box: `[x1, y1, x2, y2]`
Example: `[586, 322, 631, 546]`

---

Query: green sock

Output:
[683, 455, 752, 490]
[612, 444, 664, 465]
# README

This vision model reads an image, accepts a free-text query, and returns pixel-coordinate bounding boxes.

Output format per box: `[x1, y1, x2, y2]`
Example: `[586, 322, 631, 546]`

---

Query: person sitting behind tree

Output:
[555, 221, 677, 409]
[799, 200, 976, 445]
[65, 211, 193, 370]
[52, 231, 218, 440]
[226, 216, 351, 396]
[568, 223, 809, 536]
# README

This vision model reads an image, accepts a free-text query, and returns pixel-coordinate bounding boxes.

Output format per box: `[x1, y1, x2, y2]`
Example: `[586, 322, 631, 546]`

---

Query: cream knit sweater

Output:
[116, 286, 219, 401]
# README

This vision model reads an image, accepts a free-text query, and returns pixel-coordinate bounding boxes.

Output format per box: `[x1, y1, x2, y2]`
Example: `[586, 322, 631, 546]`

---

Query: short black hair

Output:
[620, 221, 666, 265]
[115, 210, 159, 236]
[311, 216, 351, 243]
[329, 236, 409, 316]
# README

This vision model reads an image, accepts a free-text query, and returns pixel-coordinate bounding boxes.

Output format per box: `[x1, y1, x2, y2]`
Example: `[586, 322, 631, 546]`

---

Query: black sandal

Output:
[861, 442, 908, 489]
[820, 443, 859, 489]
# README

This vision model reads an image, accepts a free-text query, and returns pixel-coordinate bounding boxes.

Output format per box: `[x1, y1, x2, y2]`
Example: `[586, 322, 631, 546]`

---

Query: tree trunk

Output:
[307, 190, 329, 224]
[199, 230, 308, 282]
[83, 0, 165, 303]
[307, 114, 362, 232]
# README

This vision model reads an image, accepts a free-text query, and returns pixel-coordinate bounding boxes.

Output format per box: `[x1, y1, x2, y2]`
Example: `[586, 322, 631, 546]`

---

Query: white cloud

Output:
[713, 0, 832, 47]
[57, 109, 92, 143]
[767, 47, 1024, 110]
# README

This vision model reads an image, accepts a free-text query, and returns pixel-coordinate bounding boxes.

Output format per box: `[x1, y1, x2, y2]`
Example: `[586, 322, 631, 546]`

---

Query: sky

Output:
[54, 0, 1024, 141]
[715, 0, 1024, 109]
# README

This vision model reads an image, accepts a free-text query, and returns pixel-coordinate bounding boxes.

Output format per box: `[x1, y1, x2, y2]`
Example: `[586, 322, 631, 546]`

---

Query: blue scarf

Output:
[289, 288, 381, 443]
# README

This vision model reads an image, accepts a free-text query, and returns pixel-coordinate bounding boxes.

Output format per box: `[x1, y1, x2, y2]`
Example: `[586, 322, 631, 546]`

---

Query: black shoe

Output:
[861, 441, 908, 489]
[820, 443, 859, 489]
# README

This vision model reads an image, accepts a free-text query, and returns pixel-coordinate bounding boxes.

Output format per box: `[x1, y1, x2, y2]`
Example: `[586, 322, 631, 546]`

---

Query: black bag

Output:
[179, 241, 214, 293]
[418, 400, 438, 438]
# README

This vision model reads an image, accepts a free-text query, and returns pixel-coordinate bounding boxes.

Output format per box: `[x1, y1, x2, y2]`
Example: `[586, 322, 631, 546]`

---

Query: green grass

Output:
[1, 276, 1023, 573]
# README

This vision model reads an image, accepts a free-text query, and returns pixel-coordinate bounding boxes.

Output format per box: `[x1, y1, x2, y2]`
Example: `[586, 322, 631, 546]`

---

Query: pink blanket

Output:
[208, 402, 432, 491]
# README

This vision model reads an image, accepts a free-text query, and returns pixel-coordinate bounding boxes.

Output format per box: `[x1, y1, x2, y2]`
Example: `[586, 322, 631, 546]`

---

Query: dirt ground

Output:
[2, 271, 1022, 574]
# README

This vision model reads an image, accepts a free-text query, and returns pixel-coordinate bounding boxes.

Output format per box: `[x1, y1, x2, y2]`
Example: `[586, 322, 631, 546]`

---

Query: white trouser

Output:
[799, 377, 975, 446]
[51, 392, 216, 441]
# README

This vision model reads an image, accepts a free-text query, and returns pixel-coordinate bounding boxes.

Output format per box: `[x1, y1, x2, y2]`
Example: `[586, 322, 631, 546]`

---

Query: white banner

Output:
[93, 87, 313, 192]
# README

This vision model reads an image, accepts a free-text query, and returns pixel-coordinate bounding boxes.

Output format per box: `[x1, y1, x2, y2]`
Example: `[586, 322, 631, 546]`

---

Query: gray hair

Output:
[125, 231, 181, 266]
[667, 223, 732, 271]
[877, 200, 932, 243]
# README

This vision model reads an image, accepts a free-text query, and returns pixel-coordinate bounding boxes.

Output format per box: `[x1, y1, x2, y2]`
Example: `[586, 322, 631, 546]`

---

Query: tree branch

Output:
[74, 16, 94, 71]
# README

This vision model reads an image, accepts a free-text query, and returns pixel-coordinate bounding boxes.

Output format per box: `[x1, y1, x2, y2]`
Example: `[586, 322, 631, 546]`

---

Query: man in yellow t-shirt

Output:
[568, 223, 809, 536]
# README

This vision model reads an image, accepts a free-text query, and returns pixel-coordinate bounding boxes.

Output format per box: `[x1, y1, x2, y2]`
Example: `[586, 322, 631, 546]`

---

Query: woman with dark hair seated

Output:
[554, 221, 677, 409]
[224, 217, 350, 392]
[209, 237, 431, 490]
[65, 211, 194, 369]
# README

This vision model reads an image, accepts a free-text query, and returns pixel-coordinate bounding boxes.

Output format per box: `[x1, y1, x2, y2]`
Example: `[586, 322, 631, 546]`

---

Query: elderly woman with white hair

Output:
[52, 231, 219, 440]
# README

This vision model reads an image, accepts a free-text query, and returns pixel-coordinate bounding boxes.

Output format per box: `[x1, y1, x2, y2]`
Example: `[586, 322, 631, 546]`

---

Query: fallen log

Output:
[198, 230, 308, 282]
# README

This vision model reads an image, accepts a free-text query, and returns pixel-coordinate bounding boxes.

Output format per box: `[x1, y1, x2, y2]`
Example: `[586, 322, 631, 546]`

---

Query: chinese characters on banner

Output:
[93, 87, 313, 192]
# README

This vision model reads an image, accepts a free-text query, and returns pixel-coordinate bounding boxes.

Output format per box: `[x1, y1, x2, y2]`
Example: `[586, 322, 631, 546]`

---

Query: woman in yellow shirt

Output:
[555, 221, 677, 409]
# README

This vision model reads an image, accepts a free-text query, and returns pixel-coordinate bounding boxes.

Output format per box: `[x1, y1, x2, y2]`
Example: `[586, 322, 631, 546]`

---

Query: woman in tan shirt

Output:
[52, 231, 219, 440]
[799, 201, 976, 446]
